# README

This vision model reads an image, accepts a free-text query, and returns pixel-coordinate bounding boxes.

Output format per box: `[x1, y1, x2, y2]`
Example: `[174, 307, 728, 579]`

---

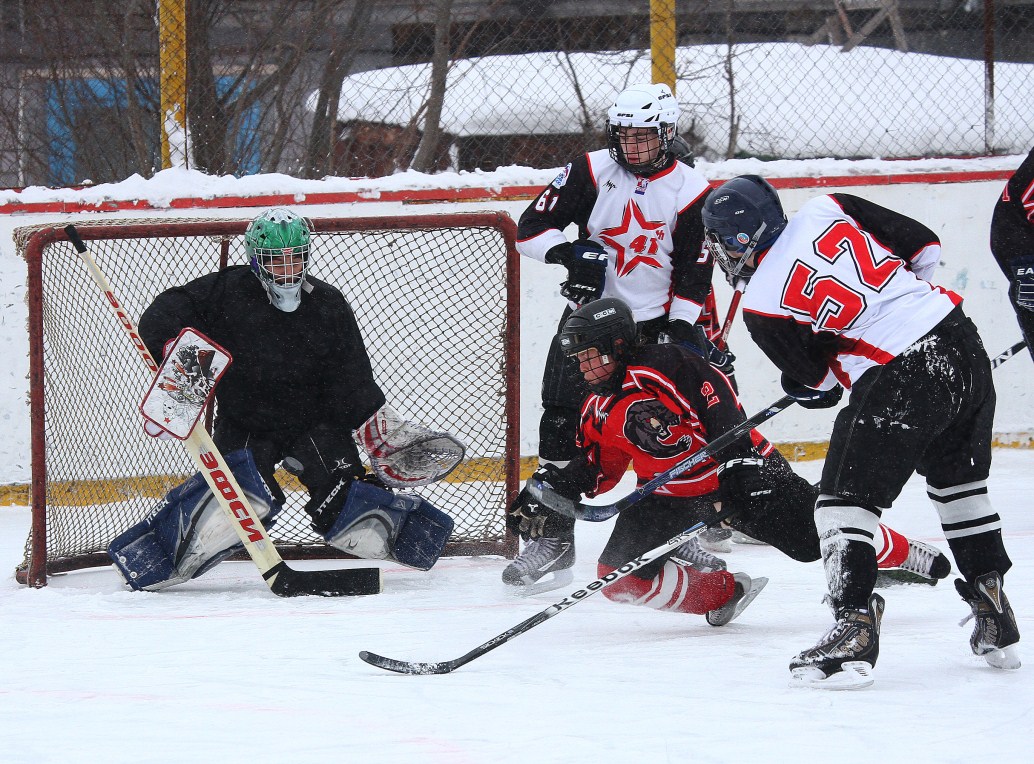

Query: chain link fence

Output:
[1, 0, 1032, 188]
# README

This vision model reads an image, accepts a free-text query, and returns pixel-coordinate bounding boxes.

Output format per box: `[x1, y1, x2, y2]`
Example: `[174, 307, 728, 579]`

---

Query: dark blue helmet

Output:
[701, 175, 787, 281]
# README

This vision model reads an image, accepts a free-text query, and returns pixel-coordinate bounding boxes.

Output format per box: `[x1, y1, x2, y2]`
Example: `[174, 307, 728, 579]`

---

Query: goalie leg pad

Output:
[322, 479, 454, 571]
[108, 449, 280, 591]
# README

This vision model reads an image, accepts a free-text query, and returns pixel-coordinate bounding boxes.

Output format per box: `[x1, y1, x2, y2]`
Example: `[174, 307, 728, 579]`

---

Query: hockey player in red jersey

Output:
[702, 175, 1020, 688]
[523, 298, 952, 630]
[991, 145, 1034, 361]
[506, 83, 734, 592]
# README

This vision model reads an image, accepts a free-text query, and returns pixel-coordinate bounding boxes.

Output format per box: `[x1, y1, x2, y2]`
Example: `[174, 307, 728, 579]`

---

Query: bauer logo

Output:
[593, 307, 616, 319]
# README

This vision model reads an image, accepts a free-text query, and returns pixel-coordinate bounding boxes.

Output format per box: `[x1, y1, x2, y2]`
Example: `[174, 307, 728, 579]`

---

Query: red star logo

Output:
[600, 201, 666, 277]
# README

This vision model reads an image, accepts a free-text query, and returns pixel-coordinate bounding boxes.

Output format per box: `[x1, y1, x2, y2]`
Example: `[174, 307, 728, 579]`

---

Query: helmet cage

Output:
[244, 209, 314, 312]
[701, 176, 786, 282]
[605, 84, 680, 174]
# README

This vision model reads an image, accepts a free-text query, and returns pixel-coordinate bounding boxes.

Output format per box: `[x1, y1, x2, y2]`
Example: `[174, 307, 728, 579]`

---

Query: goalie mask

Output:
[606, 83, 680, 175]
[244, 208, 313, 312]
[559, 297, 637, 393]
[701, 175, 787, 283]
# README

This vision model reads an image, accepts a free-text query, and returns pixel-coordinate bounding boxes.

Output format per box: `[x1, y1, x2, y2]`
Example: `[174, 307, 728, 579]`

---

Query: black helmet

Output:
[701, 175, 787, 281]
[559, 298, 637, 392]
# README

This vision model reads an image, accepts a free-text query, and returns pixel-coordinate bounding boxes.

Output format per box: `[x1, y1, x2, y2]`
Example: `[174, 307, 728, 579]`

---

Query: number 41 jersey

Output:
[742, 193, 962, 390]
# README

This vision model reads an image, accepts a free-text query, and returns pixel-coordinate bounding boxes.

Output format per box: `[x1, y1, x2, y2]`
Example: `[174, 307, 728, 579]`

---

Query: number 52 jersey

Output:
[741, 193, 962, 390]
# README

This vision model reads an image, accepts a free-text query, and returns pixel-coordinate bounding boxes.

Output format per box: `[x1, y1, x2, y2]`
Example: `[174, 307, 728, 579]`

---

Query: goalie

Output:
[110, 208, 464, 590]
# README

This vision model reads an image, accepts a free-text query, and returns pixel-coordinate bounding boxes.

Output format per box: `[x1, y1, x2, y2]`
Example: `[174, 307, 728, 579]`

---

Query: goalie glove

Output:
[357, 405, 465, 488]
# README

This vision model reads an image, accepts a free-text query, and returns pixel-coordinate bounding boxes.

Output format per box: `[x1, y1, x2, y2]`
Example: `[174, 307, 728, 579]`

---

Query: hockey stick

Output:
[991, 340, 1027, 369]
[359, 502, 742, 675]
[65, 225, 381, 597]
[715, 286, 743, 351]
[530, 395, 797, 523]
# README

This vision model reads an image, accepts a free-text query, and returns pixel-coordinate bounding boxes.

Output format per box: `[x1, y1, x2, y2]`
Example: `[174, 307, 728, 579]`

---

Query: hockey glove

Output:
[1011, 256, 1034, 311]
[716, 457, 773, 517]
[546, 239, 608, 305]
[664, 319, 735, 373]
[506, 465, 581, 541]
[780, 373, 843, 409]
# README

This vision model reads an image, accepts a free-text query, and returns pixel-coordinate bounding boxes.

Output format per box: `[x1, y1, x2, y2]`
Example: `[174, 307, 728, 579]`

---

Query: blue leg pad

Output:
[322, 480, 454, 571]
[108, 449, 280, 590]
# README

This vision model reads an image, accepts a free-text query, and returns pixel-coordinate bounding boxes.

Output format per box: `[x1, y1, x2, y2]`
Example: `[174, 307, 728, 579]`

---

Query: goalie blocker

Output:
[109, 450, 455, 590]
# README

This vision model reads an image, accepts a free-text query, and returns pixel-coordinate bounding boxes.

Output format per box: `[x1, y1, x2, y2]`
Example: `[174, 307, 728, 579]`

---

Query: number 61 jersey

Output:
[742, 193, 962, 390]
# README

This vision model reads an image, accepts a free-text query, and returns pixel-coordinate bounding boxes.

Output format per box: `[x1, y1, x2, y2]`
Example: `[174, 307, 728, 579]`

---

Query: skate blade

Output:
[507, 568, 575, 597]
[875, 569, 937, 588]
[983, 645, 1021, 670]
[731, 576, 769, 623]
[790, 661, 875, 690]
[731, 531, 769, 546]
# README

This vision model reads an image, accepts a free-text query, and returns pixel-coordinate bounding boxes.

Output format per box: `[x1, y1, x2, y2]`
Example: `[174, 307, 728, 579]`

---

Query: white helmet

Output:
[606, 83, 680, 174]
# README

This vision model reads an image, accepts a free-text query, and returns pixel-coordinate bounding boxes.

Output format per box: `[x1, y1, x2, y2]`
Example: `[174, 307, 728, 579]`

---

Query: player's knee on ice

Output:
[319, 479, 454, 571]
[107, 449, 281, 591]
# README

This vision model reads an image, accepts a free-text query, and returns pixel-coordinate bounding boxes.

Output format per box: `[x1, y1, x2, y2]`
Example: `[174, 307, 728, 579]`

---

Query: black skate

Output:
[671, 536, 727, 572]
[705, 572, 768, 626]
[955, 571, 1021, 670]
[790, 593, 885, 690]
[502, 537, 575, 595]
[875, 539, 952, 587]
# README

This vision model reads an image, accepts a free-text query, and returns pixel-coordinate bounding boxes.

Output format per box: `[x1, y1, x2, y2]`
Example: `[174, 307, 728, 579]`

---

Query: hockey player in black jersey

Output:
[990, 145, 1034, 361]
[702, 176, 1020, 688]
[505, 83, 734, 592]
[109, 208, 461, 591]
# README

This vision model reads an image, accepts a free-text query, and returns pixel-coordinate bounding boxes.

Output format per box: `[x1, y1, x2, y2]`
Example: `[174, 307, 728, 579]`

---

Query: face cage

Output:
[251, 244, 310, 287]
[606, 123, 674, 174]
[704, 222, 766, 281]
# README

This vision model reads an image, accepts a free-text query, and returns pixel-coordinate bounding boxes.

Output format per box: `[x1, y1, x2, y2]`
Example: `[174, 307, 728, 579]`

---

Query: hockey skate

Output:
[955, 571, 1021, 670]
[502, 537, 575, 595]
[671, 536, 727, 572]
[790, 593, 885, 690]
[699, 526, 733, 554]
[875, 539, 952, 588]
[705, 572, 768, 626]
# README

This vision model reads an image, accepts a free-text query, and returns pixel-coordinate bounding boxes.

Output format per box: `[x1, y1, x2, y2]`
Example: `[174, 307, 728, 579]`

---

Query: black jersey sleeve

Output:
[832, 193, 939, 262]
[321, 289, 386, 429]
[990, 147, 1034, 268]
[669, 193, 715, 311]
[744, 312, 841, 389]
[517, 154, 597, 242]
[138, 271, 224, 361]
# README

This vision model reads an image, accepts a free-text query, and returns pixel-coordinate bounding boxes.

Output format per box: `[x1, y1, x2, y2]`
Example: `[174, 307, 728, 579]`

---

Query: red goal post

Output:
[16, 212, 521, 587]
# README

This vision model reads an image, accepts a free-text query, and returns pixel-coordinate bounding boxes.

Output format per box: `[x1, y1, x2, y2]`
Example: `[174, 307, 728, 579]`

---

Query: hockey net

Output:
[16, 213, 520, 586]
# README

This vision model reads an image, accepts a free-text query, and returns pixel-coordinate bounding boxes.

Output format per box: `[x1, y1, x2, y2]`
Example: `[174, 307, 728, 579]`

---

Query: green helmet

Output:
[244, 208, 313, 312]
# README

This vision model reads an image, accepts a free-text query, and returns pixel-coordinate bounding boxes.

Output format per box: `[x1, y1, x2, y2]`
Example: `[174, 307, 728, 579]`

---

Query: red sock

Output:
[597, 561, 735, 614]
[875, 523, 909, 568]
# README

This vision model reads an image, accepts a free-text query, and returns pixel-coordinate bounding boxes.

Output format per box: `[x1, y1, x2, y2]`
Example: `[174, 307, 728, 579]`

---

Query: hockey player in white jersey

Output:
[702, 175, 1020, 688]
[505, 83, 734, 592]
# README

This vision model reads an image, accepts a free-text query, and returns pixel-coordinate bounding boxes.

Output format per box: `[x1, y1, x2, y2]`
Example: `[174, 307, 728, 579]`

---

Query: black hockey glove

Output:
[664, 319, 735, 373]
[780, 373, 843, 409]
[1011, 256, 1034, 311]
[716, 457, 773, 516]
[506, 465, 581, 541]
[546, 239, 608, 305]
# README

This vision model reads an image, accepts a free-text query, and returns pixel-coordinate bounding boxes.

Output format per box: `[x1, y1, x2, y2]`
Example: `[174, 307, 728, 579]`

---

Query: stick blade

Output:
[266, 563, 382, 597]
[359, 650, 456, 675]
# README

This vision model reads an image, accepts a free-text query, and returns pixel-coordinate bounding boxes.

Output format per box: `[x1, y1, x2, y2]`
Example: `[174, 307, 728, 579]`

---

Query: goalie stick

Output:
[359, 503, 742, 675]
[529, 395, 797, 523]
[65, 225, 381, 597]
